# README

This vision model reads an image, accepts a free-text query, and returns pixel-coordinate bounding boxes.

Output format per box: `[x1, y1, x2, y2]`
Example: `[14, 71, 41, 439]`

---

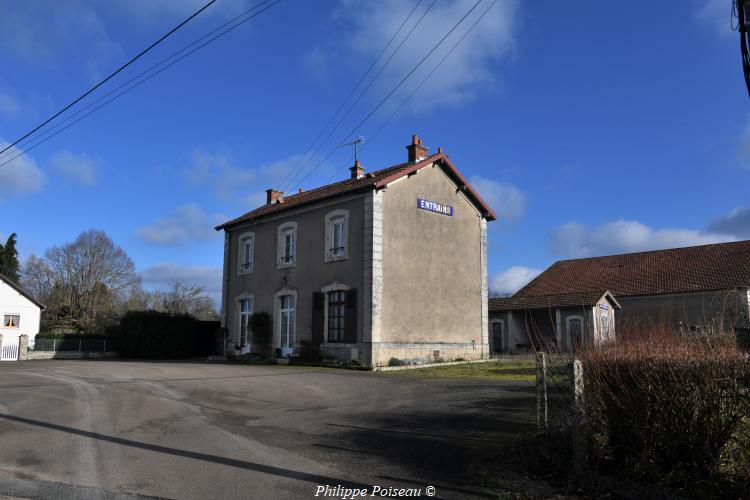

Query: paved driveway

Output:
[0, 361, 535, 499]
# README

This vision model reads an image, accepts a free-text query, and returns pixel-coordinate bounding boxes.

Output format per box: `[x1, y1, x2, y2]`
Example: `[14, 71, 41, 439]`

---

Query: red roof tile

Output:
[489, 291, 619, 311]
[216, 153, 496, 229]
[515, 240, 750, 298]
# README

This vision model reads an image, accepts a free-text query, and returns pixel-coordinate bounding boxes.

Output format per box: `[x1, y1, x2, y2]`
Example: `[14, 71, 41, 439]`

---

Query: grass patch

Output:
[381, 359, 535, 381]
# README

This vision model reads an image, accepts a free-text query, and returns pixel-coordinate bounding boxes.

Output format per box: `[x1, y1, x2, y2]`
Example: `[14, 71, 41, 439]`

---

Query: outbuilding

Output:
[488, 291, 620, 354]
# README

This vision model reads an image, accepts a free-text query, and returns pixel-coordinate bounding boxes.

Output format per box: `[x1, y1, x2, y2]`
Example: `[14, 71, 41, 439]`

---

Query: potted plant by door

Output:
[274, 347, 290, 365]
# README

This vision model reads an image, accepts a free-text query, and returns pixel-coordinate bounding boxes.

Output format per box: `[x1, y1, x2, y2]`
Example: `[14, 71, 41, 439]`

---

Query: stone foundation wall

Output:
[371, 342, 486, 367]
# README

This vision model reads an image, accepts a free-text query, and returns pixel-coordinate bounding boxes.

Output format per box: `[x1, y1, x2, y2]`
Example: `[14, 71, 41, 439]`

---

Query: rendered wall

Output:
[377, 163, 488, 364]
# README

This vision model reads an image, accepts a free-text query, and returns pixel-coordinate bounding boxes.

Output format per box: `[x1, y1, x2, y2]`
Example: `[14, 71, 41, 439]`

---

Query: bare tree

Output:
[161, 281, 218, 320]
[23, 230, 139, 333]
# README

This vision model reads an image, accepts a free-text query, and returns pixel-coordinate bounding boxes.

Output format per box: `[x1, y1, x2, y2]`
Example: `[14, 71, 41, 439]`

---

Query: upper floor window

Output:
[277, 222, 297, 268]
[325, 209, 349, 262]
[238, 232, 254, 275]
[3, 314, 19, 328]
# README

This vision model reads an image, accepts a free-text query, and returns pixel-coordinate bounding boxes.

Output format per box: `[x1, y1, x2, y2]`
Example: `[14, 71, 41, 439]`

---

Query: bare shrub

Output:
[582, 319, 750, 487]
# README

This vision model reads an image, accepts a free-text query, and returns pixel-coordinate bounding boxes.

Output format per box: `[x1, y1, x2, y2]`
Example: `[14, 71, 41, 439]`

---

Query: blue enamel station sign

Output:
[417, 198, 453, 216]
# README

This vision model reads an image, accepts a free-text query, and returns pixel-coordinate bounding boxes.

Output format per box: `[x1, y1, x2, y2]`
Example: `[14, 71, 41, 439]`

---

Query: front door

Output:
[491, 322, 503, 354]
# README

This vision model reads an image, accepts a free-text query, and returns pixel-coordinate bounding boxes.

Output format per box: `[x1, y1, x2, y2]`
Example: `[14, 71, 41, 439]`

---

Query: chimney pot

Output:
[437, 146, 443, 154]
[298, 188, 304, 194]
[266, 188, 284, 205]
[349, 160, 366, 179]
[406, 134, 429, 162]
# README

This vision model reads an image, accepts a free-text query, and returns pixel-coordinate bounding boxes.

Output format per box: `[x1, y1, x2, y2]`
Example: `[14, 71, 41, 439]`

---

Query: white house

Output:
[0, 273, 43, 361]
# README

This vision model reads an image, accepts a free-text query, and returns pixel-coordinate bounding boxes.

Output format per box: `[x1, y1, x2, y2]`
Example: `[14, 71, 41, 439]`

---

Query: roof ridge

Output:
[552, 239, 749, 264]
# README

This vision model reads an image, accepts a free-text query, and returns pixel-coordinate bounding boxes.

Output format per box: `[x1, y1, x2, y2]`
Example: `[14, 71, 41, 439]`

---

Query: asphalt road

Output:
[0, 361, 536, 499]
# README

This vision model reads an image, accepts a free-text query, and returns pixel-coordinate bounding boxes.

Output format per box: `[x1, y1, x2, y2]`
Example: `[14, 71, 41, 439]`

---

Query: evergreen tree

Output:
[0, 233, 20, 282]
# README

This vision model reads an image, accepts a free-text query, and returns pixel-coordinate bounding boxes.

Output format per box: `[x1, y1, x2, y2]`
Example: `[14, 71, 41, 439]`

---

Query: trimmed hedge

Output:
[585, 351, 750, 485]
[109, 310, 220, 359]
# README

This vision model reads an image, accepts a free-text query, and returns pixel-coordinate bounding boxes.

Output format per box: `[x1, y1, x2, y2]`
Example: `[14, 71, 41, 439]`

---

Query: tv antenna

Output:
[341, 136, 366, 163]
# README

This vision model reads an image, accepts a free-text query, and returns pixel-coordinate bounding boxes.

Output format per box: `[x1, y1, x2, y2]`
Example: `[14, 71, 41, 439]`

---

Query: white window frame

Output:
[237, 232, 255, 275]
[2, 314, 20, 329]
[235, 293, 254, 347]
[324, 209, 349, 262]
[274, 288, 297, 349]
[321, 282, 352, 344]
[566, 315, 584, 351]
[277, 221, 297, 269]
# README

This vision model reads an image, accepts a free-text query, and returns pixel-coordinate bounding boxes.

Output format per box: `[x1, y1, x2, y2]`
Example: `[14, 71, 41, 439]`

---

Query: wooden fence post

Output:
[536, 352, 548, 429]
[571, 359, 588, 475]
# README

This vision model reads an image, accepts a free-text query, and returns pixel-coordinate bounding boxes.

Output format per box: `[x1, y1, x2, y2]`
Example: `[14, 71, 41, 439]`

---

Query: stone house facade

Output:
[216, 135, 496, 366]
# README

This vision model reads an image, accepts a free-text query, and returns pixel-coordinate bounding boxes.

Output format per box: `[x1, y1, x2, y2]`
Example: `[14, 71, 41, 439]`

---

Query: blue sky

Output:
[1, 0, 749, 301]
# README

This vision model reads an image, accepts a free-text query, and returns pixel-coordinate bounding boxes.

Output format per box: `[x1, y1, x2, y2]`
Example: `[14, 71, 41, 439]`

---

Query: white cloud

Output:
[707, 205, 750, 238]
[136, 204, 225, 246]
[183, 149, 310, 207]
[313, 0, 520, 111]
[0, 89, 20, 117]
[50, 150, 99, 186]
[695, 0, 735, 38]
[470, 176, 525, 222]
[139, 263, 222, 304]
[551, 219, 735, 258]
[490, 266, 542, 295]
[0, 141, 47, 201]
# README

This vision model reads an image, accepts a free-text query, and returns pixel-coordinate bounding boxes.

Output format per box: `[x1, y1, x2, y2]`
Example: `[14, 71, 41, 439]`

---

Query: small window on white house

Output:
[3, 314, 19, 328]
[325, 209, 348, 262]
[277, 222, 297, 268]
[238, 232, 254, 274]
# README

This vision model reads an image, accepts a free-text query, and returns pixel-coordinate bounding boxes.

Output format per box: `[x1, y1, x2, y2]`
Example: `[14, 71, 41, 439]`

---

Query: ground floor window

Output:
[327, 291, 346, 342]
[239, 299, 252, 346]
[3, 314, 19, 328]
[279, 294, 295, 348]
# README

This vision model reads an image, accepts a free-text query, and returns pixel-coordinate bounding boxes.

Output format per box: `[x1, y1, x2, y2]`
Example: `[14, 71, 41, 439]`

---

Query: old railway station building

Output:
[216, 135, 496, 366]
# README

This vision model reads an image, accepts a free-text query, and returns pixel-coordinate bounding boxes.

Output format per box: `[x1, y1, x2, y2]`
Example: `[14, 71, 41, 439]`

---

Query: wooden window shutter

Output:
[344, 288, 358, 343]
[312, 292, 325, 345]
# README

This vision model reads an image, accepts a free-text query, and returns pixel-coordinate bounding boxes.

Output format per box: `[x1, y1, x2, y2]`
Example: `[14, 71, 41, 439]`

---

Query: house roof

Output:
[215, 152, 496, 230]
[515, 240, 750, 298]
[0, 272, 45, 310]
[489, 291, 620, 312]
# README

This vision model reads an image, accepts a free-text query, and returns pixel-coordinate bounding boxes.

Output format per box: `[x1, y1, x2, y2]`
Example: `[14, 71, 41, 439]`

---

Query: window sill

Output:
[238, 268, 254, 276]
[324, 254, 348, 263]
[277, 262, 296, 270]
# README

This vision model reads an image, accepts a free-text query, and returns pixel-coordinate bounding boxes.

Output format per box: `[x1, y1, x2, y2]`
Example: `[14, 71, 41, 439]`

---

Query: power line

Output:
[277, 0, 425, 191]
[0, 0, 277, 162]
[325, 0, 496, 185]
[0, 0, 282, 169]
[293, 0, 484, 188]
[0, 0, 218, 157]
[280, 0, 433, 193]
[363, 0, 499, 153]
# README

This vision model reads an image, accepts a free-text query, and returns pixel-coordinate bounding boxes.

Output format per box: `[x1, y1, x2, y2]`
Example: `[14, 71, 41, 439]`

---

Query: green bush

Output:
[388, 357, 406, 367]
[109, 310, 220, 359]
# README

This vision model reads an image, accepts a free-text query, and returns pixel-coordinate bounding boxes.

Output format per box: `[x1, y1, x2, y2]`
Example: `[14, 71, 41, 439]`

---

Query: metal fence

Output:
[32, 338, 112, 352]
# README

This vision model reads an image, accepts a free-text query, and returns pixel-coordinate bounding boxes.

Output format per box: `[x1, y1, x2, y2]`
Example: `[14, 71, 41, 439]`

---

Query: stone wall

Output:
[27, 350, 119, 360]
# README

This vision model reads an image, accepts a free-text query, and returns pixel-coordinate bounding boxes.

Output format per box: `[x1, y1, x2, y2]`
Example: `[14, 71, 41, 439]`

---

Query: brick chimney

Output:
[266, 188, 284, 205]
[349, 160, 365, 179]
[406, 134, 429, 162]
